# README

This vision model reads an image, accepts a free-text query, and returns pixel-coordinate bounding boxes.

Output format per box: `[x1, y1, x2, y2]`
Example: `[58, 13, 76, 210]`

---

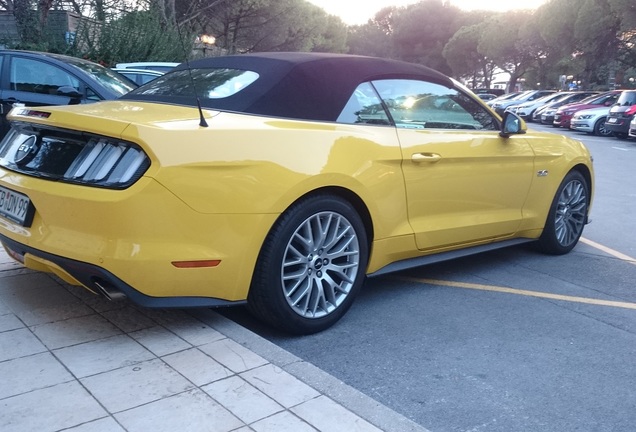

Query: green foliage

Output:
[3, 0, 635, 90]
[198, 0, 347, 54]
[443, 24, 487, 81]
[69, 10, 191, 66]
[390, 0, 462, 74]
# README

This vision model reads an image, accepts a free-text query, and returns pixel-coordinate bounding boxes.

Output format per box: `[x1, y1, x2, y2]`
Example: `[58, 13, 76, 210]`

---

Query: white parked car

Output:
[112, 68, 164, 85]
[115, 62, 179, 73]
[570, 106, 612, 137]
[629, 115, 636, 139]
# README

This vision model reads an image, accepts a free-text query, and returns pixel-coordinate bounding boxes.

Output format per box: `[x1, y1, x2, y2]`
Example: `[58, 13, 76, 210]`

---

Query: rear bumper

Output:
[1, 234, 245, 308]
[604, 119, 631, 134]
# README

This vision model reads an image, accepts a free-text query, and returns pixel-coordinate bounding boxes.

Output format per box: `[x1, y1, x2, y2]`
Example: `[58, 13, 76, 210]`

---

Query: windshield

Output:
[586, 92, 616, 105]
[65, 57, 137, 96]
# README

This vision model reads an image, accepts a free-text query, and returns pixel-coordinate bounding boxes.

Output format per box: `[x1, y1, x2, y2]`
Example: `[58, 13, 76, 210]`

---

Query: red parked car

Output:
[553, 90, 622, 128]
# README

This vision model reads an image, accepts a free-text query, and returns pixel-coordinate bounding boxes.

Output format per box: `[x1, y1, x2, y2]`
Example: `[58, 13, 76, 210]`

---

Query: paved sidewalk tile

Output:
[0, 245, 430, 432]
[0, 313, 23, 332]
[202, 375, 284, 424]
[292, 396, 384, 432]
[129, 325, 193, 356]
[115, 389, 243, 432]
[32, 314, 122, 349]
[0, 327, 47, 361]
[81, 358, 194, 413]
[0, 351, 73, 399]
[64, 417, 127, 432]
[162, 347, 232, 386]
[199, 337, 268, 373]
[251, 411, 318, 432]
[0, 381, 107, 432]
[54, 334, 155, 378]
[241, 363, 320, 408]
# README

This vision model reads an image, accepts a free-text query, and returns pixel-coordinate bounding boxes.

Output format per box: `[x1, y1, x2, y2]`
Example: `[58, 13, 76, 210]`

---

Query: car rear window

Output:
[616, 91, 636, 106]
[130, 68, 259, 99]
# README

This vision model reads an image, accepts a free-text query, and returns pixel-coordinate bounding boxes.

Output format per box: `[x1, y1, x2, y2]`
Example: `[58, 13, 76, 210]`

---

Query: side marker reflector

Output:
[171, 260, 221, 268]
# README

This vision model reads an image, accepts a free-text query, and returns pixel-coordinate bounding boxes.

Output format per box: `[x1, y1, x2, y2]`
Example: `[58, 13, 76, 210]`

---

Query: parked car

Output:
[115, 62, 179, 73]
[477, 93, 498, 101]
[112, 68, 164, 85]
[604, 90, 636, 139]
[629, 115, 636, 139]
[485, 91, 523, 107]
[570, 106, 612, 136]
[474, 88, 505, 97]
[514, 92, 571, 121]
[538, 92, 602, 125]
[552, 90, 622, 128]
[0, 52, 594, 334]
[491, 90, 556, 116]
[0, 50, 137, 140]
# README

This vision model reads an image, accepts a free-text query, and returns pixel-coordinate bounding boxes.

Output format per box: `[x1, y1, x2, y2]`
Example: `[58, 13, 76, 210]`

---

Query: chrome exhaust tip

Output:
[93, 279, 127, 301]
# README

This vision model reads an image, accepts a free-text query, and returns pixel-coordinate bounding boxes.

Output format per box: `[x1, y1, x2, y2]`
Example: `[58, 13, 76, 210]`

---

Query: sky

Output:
[306, 0, 549, 25]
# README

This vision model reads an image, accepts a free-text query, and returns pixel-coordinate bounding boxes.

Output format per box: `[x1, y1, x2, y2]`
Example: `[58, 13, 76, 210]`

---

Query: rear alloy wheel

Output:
[248, 194, 368, 334]
[593, 117, 612, 136]
[538, 171, 589, 255]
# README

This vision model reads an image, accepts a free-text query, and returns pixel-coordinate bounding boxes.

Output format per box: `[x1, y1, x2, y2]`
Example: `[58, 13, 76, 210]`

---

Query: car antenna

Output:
[175, 21, 208, 128]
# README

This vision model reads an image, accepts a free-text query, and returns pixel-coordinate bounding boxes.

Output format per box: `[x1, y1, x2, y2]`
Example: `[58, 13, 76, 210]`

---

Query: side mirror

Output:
[499, 111, 527, 138]
[57, 86, 83, 99]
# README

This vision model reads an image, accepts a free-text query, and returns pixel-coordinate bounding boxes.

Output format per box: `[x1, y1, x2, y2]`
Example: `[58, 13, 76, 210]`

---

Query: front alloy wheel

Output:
[248, 194, 368, 334]
[594, 118, 612, 137]
[538, 171, 589, 255]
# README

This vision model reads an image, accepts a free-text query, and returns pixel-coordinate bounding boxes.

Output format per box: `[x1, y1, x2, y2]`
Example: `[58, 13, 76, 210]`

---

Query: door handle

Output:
[411, 153, 441, 163]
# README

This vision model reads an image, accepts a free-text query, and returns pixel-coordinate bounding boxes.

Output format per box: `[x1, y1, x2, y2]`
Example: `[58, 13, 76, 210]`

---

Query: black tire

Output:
[247, 194, 369, 334]
[538, 171, 589, 255]
[615, 132, 628, 140]
[593, 117, 612, 137]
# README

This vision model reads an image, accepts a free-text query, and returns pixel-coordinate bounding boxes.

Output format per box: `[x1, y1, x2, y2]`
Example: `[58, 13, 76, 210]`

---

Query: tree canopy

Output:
[1, 0, 635, 90]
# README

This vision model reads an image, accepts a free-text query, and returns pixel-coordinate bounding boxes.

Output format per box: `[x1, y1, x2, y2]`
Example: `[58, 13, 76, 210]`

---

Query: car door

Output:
[3, 55, 83, 110]
[372, 79, 536, 251]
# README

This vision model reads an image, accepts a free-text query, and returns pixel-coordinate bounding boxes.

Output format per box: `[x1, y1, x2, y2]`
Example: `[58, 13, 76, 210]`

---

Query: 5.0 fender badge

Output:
[14, 135, 39, 166]
[537, 170, 549, 177]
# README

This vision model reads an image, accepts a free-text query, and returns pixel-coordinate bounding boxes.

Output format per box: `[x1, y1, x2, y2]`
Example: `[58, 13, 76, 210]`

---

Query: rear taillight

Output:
[0, 125, 150, 189]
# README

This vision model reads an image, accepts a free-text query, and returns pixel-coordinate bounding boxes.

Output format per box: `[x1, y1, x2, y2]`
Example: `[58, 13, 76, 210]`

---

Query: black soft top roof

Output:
[120, 52, 454, 122]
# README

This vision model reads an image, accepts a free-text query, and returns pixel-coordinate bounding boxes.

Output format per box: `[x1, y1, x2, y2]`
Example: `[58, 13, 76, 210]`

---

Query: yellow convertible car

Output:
[0, 52, 593, 334]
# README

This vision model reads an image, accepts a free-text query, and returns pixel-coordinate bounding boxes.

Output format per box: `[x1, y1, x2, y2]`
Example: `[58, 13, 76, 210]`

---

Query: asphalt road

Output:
[222, 123, 636, 432]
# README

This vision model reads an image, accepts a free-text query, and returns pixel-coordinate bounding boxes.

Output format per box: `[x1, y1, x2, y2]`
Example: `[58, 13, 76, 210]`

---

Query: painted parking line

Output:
[397, 276, 636, 310]
[395, 237, 636, 310]
[580, 237, 636, 266]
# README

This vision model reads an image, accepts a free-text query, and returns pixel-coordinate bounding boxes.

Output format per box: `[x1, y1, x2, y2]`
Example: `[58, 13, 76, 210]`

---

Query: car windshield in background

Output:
[131, 68, 259, 99]
[65, 57, 137, 96]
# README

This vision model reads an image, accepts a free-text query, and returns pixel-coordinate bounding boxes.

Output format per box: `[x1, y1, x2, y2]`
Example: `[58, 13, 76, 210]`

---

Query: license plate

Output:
[607, 117, 617, 123]
[0, 185, 34, 226]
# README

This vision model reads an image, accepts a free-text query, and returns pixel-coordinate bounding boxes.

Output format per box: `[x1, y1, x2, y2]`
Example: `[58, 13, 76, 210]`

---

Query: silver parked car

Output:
[628, 115, 636, 139]
[514, 92, 570, 121]
[491, 90, 557, 116]
[570, 106, 612, 136]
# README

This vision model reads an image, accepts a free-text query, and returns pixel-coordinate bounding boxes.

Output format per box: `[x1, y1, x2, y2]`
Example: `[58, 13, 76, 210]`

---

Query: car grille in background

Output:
[0, 124, 150, 189]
